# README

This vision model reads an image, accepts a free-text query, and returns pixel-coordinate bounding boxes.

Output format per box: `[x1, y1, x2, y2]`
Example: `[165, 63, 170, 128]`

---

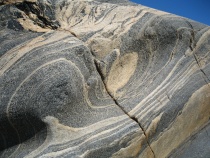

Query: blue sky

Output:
[131, 0, 210, 26]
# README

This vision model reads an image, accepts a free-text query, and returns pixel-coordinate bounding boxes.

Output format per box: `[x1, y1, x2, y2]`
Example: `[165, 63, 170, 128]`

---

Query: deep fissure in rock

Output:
[93, 57, 156, 158]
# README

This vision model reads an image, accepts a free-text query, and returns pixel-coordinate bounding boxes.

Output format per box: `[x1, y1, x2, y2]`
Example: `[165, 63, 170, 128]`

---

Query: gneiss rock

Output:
[0, 0, 210, 157]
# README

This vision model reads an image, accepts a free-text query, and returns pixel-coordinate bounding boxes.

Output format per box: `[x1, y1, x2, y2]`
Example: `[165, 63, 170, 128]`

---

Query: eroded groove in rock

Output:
[1, 0, 210, 157]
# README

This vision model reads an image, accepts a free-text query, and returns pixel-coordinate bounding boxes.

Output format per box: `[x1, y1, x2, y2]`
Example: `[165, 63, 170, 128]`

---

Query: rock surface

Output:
[0, 0, 210, 157]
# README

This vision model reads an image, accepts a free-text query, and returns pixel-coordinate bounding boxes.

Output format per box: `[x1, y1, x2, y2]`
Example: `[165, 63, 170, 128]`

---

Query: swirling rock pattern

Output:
[0, 0, 210, 157]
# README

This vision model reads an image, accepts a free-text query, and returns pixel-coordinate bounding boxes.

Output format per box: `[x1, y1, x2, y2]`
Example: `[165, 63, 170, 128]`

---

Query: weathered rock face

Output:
[0, 0, 210, 157]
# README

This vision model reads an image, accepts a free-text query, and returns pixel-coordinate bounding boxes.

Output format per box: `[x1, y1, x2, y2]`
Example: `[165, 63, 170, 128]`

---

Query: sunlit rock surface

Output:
[0, 0, 210, 157]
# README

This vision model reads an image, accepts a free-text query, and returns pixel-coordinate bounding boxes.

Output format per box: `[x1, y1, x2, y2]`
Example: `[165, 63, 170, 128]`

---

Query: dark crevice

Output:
[93, 56, 156, 158]
[193, 52, 210, 87]
[57, 28, 78, 38]
[131, 116, 156, 158]
[190, 31, 210, 87]
[189, 30, 196, 51]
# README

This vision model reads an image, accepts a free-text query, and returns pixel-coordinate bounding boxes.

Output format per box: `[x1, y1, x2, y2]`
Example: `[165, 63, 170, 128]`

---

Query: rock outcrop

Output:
[0, 0, 210, 157]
